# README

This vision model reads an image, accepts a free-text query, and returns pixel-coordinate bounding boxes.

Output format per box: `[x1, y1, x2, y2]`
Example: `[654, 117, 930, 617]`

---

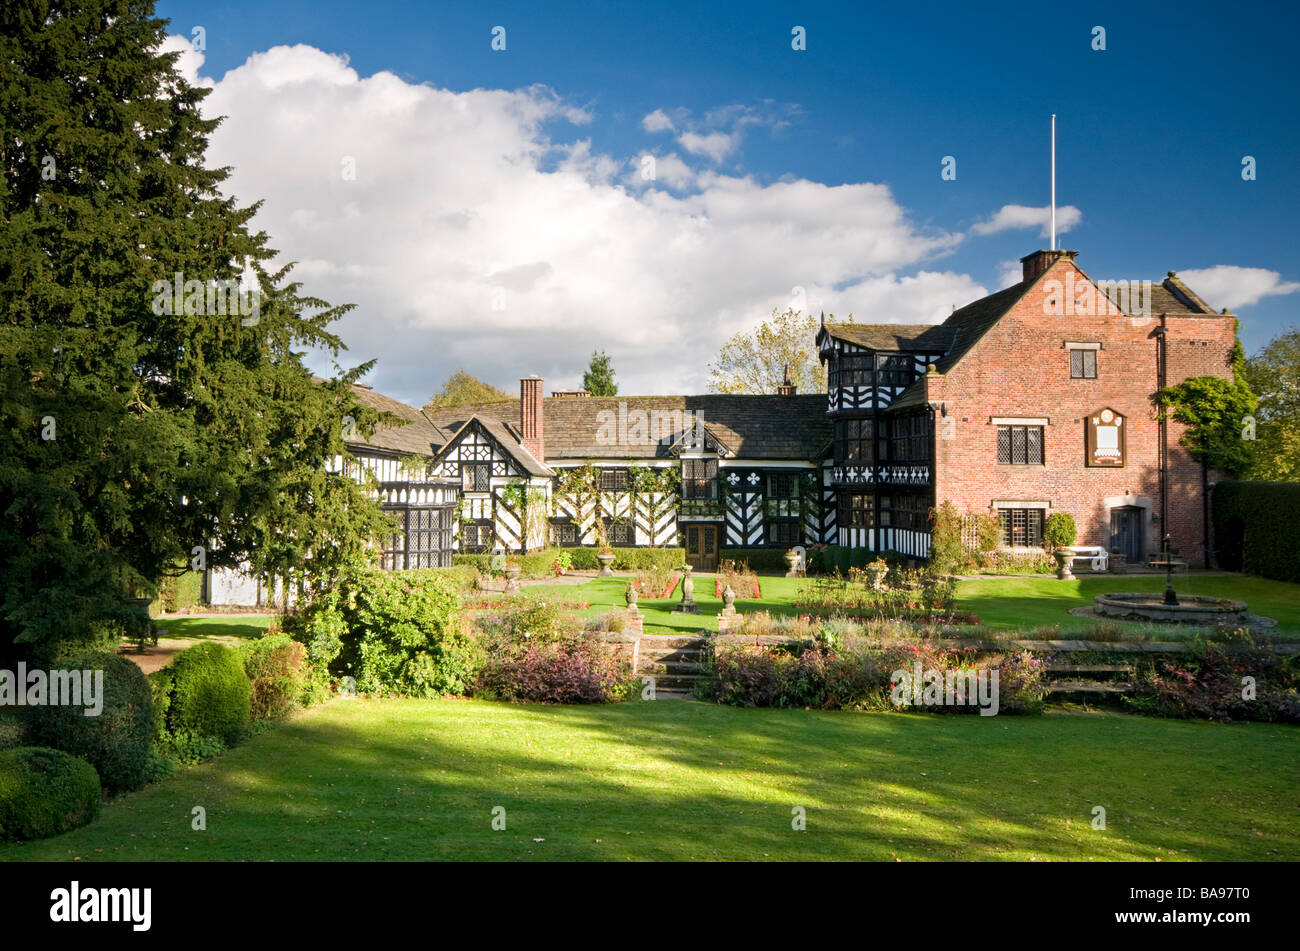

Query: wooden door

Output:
[685, 524, 719, 571]
[1109, 506, 1144, 563]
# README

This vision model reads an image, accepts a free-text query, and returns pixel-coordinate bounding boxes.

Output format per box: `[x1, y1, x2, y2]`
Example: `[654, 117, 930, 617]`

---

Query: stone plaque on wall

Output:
[1086, 408, 1125, 467]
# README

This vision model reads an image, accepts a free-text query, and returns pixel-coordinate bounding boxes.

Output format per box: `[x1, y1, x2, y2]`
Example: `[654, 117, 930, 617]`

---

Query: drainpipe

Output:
[1156, 315, 1168, 554]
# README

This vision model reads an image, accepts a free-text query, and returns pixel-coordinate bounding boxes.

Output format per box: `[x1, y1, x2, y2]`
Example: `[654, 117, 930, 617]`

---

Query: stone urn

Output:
[720, 583, 736, 616]
[596, 551, 615, 577]
[1052, 548, 1075, 581]
[783, 550, 801, 577]
[672, 564, 700, 614]
[503, 563, 521, 594]
[624, 582, 639, 615]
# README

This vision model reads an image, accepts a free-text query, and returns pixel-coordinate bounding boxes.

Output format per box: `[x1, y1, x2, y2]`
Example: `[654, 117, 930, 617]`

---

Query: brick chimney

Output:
[1020, 248, 1077, 283]
[777, 363, 797, 396]
[520, 376, 543, 462]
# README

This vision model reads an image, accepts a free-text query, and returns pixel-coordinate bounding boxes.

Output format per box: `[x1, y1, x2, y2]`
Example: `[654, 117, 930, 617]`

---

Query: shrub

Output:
[157, 568, 205, 614]
[351, 572, 481, 697]
[474, 593, 583, 645]
[27, 652, 153, 795]
[477, 634, 633, 703]
[1043, 512, 1077, 550]
[285, 568, 483, 697]
[1137, 637, 1299, 722]
[711, 636, 1047, 714]
[0, 747, 101, 841]
[164, 643, 251, 744]
[1212, 481, 1300, 582]
[0, 711, 25, 750]
[240, 635, 310, 721]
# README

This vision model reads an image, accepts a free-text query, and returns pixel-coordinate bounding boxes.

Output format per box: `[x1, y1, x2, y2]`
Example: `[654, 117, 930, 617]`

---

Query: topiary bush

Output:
[27, 652, 153, 796]
[162, 643, 251, 744]
[240, 635, 310, 721]
[1043, 511, 1077, 550]
[0, 747, 101, 841]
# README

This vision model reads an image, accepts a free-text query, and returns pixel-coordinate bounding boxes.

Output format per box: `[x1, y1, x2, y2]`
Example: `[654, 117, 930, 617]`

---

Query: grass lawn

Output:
[527, 572, 1300, 640]
[528, 575, 809, 636]
[152, 615, 275, 641]
[957, 575, 1300, 637]
[2, 697, 1296, 862]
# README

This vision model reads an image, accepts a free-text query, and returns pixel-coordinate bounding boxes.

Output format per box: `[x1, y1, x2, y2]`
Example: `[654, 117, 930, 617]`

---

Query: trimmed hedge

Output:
[28, 652, 153, 795]
[162, 643, 251, 744]
[240, 635, 310, 721]
[1212, 481, 1300, 583]
[0, 747, 101, 841]
[454, 546, 687, 576]
[719, 548, 789, 573]
[158, 569, 204, 614]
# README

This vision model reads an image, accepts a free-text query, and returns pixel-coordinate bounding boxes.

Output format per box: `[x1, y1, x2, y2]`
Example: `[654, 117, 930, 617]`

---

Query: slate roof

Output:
[339, 383, 450, 456]
[424, 395, 832, 461]
[820, 322, 951, 351]
[1101, 273, 1226, 316]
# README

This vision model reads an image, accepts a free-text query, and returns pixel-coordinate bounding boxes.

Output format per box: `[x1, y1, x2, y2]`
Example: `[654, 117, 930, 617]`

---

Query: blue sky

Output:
[158, 0, 1299, 401]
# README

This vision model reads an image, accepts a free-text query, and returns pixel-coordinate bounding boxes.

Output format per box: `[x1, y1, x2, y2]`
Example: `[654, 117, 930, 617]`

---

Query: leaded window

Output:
[998, 508, 1044, 548]
[996, 425, 1044, 465]
[1070, 349, 1097, 379]
[682, 459, 718, 499]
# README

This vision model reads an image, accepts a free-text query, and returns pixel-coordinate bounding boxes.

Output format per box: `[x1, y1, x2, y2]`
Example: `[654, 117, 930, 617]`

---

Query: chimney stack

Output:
[520, 376, 543, 462]
[1020, 248, 1077, 283]
[777, 364, 797, 396]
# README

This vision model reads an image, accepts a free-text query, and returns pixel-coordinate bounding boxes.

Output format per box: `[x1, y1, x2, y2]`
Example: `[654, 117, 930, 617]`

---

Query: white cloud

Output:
[971, 203, 1082, 238]
[997, 259, 1023, 288]
[678, 130, 737, 163]
[178, 39, 967, 399]
[1176, 266, 1300, 311]
[641, 108, 675, 133]
[624, 152, 696, 191]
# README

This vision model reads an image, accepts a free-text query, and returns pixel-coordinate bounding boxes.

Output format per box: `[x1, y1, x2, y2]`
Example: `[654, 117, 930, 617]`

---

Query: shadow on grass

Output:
[3, 697, 1296, 862]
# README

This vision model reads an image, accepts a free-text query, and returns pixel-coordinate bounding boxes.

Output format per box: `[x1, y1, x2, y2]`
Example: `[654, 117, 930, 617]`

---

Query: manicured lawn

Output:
[527, 575, 808, 635]
[528, 572, 1300, 639]
[152, 615, 275, 640]
[957, 575, 1300, 637]
[2, 697, 1296, 862]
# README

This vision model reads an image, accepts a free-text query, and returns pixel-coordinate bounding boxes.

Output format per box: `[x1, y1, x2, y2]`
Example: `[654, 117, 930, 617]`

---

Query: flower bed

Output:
[716, 561, 761, 598]
[632, 565, 678, 599]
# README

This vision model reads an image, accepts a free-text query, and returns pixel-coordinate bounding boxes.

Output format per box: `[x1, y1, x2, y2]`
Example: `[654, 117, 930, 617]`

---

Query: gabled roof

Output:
[425, 395, 831, 461]
[340, 382, 450, 456]
[930, 280, 1034, 373]
[819, 322, 950, 351]
[432, 415, 554, 478]
[1100, 273, 1228, 316]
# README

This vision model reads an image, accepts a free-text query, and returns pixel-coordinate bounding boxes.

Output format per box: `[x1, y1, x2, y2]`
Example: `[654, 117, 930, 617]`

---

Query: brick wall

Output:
[927, 256, 1235, 563]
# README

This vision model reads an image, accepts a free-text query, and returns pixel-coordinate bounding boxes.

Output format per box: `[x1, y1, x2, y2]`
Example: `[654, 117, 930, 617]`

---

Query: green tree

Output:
[1242, 327, 1300, 482]
[424, 370, 511, 410]
[1157, 347, 1258, 478]
[583, 350, 617, 396]
[0, 1, 392, 657]
[708, 308, 833, 394]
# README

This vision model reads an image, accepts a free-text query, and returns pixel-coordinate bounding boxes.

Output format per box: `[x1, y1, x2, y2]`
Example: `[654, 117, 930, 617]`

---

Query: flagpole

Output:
[1050, 114, 1056, 251]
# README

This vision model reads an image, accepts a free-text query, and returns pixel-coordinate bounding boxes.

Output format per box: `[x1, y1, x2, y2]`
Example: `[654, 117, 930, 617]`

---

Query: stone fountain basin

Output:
[1093, 592, 1248, 624]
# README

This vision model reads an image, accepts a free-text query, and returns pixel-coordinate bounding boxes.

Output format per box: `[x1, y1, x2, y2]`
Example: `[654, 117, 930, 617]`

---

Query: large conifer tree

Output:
[0, 1, 392, 655]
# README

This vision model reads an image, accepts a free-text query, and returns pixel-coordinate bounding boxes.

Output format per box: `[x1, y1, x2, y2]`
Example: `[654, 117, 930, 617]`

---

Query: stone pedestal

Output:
[671, 565, 699, 614]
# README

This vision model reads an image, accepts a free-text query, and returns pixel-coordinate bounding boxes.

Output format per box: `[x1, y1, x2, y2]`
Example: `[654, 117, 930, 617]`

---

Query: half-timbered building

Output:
[209, 245, 1238, 594]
